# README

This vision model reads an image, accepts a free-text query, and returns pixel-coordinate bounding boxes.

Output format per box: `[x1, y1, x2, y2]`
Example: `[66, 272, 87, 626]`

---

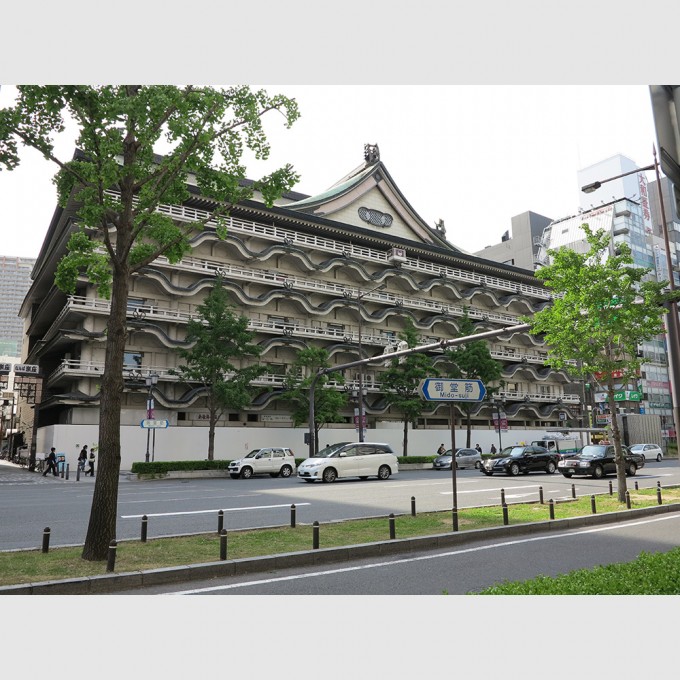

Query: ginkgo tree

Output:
[529, 223, 677, 502]
[0, 85, 299, 560]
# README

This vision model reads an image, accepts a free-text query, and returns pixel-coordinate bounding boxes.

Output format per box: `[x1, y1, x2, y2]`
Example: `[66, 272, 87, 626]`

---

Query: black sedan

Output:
[480, 445, 559, 476]
[558, 444, 645, 478]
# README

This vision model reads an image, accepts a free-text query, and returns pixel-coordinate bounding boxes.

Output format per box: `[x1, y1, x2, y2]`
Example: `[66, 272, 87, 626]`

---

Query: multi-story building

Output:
[20, 145, 580, 467]
[532, 154, 680, 442]
[0, 256, 35, 357]
[475, 211, 553, 271]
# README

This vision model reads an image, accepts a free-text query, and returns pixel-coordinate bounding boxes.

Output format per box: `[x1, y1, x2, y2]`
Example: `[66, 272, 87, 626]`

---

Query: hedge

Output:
[130, 455, 437, 474]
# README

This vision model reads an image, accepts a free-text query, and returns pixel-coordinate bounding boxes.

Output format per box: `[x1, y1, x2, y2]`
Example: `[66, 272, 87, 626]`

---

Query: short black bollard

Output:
[106, 540, 117, 572]
[411, 496, 416, 517]
[539, 486, 544, 504]
[389, 513, 396, 540]
[76, 466, 81, 482]
[635, 480, 639, 490]
[60, 464, 65, 479]
[290, 504, 296, 528]
[219, 529, 228, 560]
[608, 480, 613, 496]
[657, 485, 663, 505]
[502, 504, 509, 526]
[591, 495, 597, 514]
[548, 499, 555, 520]
[452, 508, 458, 532]
[500, 488, 506, 506]
[141, 515, 148, 543]
[65, 463, 70, 480]
[625, 490, 631, 509]
[312, 521, 320, 550]
[217, 509, 224, 534]
[42, 527, 51, 554]
[571, 483, 576, 499]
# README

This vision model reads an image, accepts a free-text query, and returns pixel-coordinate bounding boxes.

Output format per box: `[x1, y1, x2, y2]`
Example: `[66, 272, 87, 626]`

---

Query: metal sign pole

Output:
[450, 402, 457, 512]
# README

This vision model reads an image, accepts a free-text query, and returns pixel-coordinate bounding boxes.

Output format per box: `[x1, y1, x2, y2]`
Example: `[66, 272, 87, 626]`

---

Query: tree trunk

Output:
[402, 417, 408, 456]
[607, 378, 628, 503]
[81, 268, 129, 561]
[465, 408, 472, 448]
[208, 396, 216, 461]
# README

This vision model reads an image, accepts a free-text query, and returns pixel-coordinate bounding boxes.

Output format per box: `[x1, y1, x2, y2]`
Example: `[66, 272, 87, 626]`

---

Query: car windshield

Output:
[629, 445, 644, 452]
[315, 443, 350, 458]
[244, 449, 261, 458]
[507, 447, 527, 458]
[578, 446, 607, 459]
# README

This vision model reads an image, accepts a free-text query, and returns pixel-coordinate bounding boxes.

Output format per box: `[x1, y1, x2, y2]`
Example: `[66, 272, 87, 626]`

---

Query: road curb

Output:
[2, 502, 679, 595]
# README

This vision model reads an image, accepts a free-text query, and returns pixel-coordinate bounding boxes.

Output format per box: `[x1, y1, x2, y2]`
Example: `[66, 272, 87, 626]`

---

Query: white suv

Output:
[228, 448, 296, 479]
[297, 442, 398, 483]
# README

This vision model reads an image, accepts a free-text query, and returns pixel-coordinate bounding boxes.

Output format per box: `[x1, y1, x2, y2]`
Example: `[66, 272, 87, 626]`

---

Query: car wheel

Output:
[509, 463, 520, 476]
[240, 466, 253, 479]
[657, 454, 663, 462]
[592, 465, 604, 479]
[626, 463, 637, 477]
[322, 467, 337, 483]
[378, 465, 391, 480]
[475, 461, 481, 469]
[229, 473, 239, 479]
[546, 461, 557, 474]
[279, 465, 293, 478]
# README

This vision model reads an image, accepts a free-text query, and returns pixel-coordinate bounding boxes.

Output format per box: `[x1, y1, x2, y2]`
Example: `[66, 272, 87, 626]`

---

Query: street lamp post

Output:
[581, 147, 680, 446]
[493, 398, 504, 451]
[350, 282, 386, 442]
[144, 372, 158, 463]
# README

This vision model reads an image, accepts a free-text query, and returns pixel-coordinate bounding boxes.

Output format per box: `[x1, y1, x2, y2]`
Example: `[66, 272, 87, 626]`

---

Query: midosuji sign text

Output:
[140, 419, 170, 429]
[418, 378, 487, 402]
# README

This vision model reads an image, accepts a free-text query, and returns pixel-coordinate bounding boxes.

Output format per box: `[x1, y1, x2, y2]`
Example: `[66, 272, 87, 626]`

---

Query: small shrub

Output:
[130, 460, 232, 474]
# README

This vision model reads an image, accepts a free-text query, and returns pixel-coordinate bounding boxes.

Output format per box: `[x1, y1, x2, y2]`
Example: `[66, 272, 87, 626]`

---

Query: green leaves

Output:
[530, 223, 668, 384]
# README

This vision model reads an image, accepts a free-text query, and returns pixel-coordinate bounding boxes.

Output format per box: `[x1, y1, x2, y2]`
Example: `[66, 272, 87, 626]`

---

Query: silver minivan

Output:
[297, 442, 398, 483]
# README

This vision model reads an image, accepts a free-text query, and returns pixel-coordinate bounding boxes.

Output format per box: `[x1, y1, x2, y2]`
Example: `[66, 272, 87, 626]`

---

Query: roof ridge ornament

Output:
[364, 143, 380, 164]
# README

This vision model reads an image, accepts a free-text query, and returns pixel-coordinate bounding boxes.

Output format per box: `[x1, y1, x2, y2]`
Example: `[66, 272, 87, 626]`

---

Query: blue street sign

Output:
[418, 378, 487, 402]
[140, 419, 170, 429]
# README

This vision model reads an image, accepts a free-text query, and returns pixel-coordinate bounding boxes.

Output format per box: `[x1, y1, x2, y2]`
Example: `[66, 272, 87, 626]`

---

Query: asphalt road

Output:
[1, 458, 679, 551]
[113, 507, 680, 595]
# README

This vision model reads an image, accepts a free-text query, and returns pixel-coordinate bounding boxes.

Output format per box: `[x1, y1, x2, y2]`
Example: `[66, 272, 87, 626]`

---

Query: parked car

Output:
[228, 447, 296, 479]
[315, 442, 352, 457]
[629, 443, 663, 462]
[433, 447, 482, 470]
[480, 445, 559, 476]
[557, 444, 644, 478]
[297, 442, 398, 483]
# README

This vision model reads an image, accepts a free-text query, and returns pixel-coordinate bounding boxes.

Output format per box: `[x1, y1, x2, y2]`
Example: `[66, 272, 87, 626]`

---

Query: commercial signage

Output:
[492, 411, 509, 432]
[594, 390, 642, 403]
[13, 363, 40, 375]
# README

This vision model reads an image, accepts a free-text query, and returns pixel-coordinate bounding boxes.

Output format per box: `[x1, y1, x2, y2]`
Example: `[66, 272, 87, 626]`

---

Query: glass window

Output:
[123, 352, 143, 369]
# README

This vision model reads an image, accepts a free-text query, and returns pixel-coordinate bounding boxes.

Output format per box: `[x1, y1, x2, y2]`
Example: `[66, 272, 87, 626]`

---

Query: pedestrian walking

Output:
[490, 444, 497, 455]
[78, 445, 87, 473]
[43, 447, 58, 476]
[86, 449, 95, 477]
[437, 443, 446, 455]
[475, 444, 482, 453]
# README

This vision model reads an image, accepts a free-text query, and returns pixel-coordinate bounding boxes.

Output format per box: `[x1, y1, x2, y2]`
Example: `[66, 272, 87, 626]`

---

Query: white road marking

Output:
[120, 502, 310, 519]
[121, 494, 260, 504]
[171, 513, 680, 595]
[440, 484, 538, 495]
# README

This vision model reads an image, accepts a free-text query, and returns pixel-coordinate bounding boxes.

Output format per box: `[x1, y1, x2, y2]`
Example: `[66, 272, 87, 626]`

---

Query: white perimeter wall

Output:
[36, 423, 582, 471]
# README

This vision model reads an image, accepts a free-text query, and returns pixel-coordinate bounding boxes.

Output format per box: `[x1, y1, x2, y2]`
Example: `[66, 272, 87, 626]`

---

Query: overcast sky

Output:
[0, 84, 660, 259]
